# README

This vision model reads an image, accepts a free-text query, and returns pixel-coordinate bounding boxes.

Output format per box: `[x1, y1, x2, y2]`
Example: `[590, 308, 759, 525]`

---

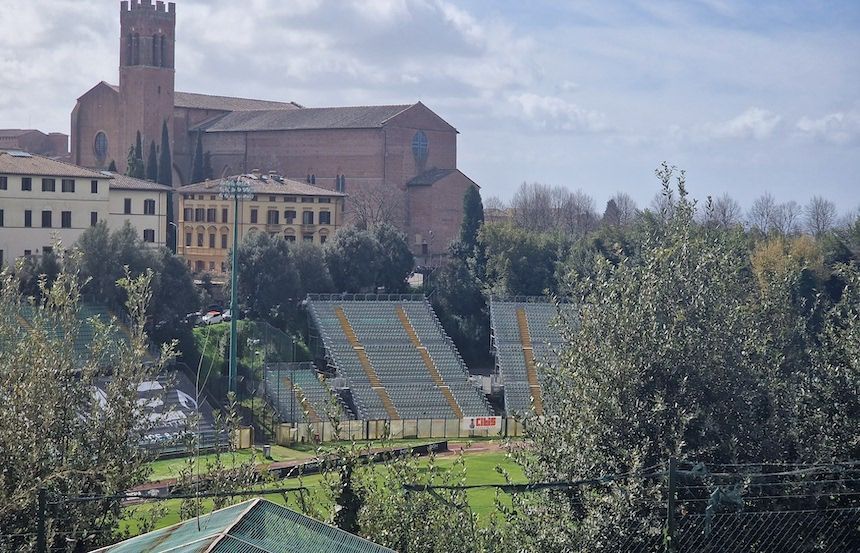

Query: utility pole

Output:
[666, 457, 677, 553]
[220, 177, 252, 395]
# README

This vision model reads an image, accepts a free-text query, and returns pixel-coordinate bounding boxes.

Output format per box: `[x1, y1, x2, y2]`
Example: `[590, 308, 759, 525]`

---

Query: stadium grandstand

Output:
[307, 294, 492, 420]
[490, 297, 572, 415]
[263, 362, 353, 423]
[7, 302, 222, 455]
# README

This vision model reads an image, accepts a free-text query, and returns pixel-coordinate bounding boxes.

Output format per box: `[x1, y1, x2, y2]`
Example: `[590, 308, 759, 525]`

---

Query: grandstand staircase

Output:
[516, 308, 544, 415]
[282, 377, 322, 423]
[395, 306, 464, 418]
[334, 307, 400, 420]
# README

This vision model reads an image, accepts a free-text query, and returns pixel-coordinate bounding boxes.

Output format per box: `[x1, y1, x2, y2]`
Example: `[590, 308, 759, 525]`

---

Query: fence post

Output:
[36, 487, 46, 553]
[666, 457, 677, 553]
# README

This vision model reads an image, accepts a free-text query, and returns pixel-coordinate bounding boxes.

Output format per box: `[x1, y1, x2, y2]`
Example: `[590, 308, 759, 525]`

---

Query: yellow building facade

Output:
[177, 172, 346, 275]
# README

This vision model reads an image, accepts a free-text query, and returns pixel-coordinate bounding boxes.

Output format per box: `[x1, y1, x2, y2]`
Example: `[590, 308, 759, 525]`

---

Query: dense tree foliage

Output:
[235, 231, 301, 325]
[0, 266, 175, 551]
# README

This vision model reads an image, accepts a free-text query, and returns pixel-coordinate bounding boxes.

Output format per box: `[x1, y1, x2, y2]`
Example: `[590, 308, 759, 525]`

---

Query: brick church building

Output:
[70, 0, 477, 259]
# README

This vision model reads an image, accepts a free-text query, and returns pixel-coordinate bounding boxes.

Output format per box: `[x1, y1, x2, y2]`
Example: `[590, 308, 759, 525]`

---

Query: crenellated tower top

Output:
[120, 0, 176, 68]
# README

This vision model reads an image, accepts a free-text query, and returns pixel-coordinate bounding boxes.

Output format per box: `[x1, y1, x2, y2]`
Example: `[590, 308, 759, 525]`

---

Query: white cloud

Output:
[508, 93, 608, 133]
[705, 107, 782, 140]
[796, 110, 860, 145]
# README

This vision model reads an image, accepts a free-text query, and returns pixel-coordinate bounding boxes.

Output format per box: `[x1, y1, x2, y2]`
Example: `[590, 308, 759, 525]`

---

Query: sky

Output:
[1, 0, 858, 213]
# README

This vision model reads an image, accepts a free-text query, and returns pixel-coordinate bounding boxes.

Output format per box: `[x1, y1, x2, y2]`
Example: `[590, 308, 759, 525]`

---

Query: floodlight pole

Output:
[229, 190, 239, 395]
[221, 178, 252, 396]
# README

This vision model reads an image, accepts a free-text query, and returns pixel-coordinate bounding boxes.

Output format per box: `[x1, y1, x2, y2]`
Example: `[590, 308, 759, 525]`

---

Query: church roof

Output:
[406, 168, 479, 189]
[173, 91, 302, 112]
[92, 498, 394, 553]
[101, 83, 300, 112]
[0, 150, 108, 178]
[180, 173, 346, 197]
[194, 104, 415, 132]
[102, 171, 173, 192]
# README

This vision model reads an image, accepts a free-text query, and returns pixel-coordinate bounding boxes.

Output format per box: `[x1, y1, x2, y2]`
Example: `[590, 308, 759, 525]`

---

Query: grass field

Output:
[123, 444, 524, 535]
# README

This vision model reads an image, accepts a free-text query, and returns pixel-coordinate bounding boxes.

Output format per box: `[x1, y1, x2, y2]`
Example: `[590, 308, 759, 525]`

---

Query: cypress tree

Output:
[133, 131, 144, 178]
[125, 145, 144, 178]
[460, 185, 484, 253]
[157, 121, 172, 186]
[157, 120, 175, 252]
[191, 130, 204, 183]
[108, 160, 117, 172]
[146, 140, 158, 181]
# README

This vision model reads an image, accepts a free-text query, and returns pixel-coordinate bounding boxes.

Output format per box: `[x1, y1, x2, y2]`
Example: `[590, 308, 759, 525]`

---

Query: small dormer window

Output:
[412, 130, 428, 164]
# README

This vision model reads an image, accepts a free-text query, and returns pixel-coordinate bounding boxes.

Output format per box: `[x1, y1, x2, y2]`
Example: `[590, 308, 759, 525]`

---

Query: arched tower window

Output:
[132, 33, 140, 65]
[152, 33, 159, 67]
[161, 35, 167, 67]
[412, 130, 428, 165]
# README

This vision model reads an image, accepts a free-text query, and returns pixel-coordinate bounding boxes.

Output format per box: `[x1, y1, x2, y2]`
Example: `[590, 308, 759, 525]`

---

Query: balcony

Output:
[266, 223, 283, 233]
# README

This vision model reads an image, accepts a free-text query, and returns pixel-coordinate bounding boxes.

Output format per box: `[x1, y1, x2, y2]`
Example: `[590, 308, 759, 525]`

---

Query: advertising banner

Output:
[461, 416, 502, 433]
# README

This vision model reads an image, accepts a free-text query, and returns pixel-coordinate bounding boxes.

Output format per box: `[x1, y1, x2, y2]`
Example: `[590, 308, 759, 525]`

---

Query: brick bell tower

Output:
[118, 0, 175, 176]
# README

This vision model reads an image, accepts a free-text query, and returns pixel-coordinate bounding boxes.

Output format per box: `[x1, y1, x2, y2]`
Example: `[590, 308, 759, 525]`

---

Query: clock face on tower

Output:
[412, 130, 428, 164]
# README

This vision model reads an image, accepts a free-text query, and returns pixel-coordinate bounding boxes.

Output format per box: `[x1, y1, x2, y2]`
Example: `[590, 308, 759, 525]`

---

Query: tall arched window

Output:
[412, 130, 428, 164]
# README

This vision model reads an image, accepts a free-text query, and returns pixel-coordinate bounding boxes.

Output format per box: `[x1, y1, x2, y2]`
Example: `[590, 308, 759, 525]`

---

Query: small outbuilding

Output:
[92, 498, 396, 553]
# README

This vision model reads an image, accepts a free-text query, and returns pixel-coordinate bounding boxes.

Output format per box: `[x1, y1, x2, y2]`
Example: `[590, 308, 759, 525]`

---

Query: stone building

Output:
[70, 0, 477, 260]
[0, 130, 69, 159]
[177, 172, 345, 275]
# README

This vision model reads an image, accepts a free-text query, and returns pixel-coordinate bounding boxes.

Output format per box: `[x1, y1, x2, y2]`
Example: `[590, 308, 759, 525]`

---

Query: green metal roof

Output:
[93, 499, 397, 553]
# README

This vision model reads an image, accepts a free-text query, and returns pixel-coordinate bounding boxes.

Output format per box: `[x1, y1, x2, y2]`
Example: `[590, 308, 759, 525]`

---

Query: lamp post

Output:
[220, 177, 253, 395]
[167, 221, 178, 253]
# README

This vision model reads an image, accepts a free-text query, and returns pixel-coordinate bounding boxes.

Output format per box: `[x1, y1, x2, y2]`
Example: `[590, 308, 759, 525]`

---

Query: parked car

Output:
[221, 309, 232, 322]
[200, 310, 224, 325]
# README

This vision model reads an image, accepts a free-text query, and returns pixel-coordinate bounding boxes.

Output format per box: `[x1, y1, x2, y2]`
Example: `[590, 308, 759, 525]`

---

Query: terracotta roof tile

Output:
[196, 104, 414, 132]
[179, 174, 346, 197]
[0, 150, 109, 179]
[103, 172, 172, 191]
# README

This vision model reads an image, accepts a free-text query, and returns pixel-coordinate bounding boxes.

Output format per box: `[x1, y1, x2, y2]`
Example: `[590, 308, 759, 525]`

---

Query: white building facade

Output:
[0, 150, 170, 267]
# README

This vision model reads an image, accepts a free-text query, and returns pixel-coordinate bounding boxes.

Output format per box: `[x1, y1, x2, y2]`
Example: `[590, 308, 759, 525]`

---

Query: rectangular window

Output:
[221, 208, 228, 223]
[91, 180, 98, 194]
[91, 211, 98, 226]
[209, 261, 215, 271]
[285, 235, 296, 243]
[319, 211, 331, 225]
[209, 195, 216, 201]
[320, 234, 327, 244]
[61, 211, 71, 228]
[285, 210, 296, 223]
[301, 197, 314, 203]
[0, 250, 3, 267]
[0, 209, 4, 227]
[24, 210, 32, 227]
[195, 208, 205, 222]
[267, 210, 279, 225]
[123, 198, 132, 214]
[61, 179, 75, 193]
[221, 234, 228, 249]
[197, 233, 204, 247]
[319, 197, 331, 203]
[221, 262, 226, 273]
[144, 199, 156, 215]
[21, 177, 31, 191]
[284, 196, 296, 203]
[24, 249, 32, 257]
[206, 208, 216, 222]
[302, 211, 314, 225]
[41, 210, 52, 228]
[42, 178, 55, 192]
[209, 233, 215, 248]
[143, 229, 155, 243]
[250, 208, 258, 223]
[269, 196, 276, 202]
[185, 232, 192, 247]
[0, 176, 6, 190]
[303, 234, 313, 242]
[183, 208, 193, 221]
